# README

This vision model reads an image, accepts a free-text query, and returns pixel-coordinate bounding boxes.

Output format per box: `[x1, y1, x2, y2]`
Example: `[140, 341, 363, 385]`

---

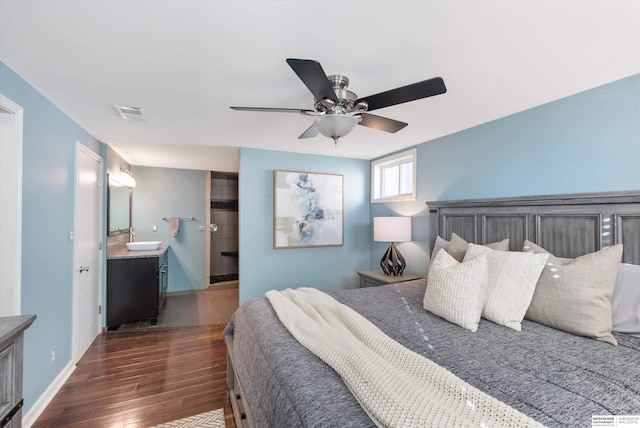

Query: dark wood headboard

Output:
[427, 191, 640, 265]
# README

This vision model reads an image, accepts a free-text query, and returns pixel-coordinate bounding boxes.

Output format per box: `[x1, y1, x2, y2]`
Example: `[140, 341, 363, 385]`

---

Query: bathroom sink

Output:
[126, 241, 162, 251]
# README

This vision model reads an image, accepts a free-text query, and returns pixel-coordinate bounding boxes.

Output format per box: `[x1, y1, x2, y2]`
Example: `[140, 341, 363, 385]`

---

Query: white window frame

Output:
[371, 148, 417, 203]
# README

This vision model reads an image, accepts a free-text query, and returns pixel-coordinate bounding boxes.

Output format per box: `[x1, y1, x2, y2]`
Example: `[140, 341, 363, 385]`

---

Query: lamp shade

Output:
[373, 216, 411, 242]
[314, 114, 359, 139]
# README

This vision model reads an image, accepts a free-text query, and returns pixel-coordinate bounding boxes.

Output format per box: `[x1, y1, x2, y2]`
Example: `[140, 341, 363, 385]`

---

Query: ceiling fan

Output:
[231, 58, 446, 146]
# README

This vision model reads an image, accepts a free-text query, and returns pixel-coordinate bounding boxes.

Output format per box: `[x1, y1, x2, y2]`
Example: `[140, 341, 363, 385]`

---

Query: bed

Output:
[224, 190, 640, 427]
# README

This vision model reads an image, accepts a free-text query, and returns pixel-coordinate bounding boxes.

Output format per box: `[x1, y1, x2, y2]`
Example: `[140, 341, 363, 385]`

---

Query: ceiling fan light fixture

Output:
[313, 114, 359, 144]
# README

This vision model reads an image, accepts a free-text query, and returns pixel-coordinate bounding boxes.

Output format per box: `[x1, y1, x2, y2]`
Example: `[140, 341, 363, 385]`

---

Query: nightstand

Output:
[357, 269, 421, 288]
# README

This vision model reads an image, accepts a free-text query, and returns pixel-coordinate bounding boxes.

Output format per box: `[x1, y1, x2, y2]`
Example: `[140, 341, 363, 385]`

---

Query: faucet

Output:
[129, 227, 135, 243]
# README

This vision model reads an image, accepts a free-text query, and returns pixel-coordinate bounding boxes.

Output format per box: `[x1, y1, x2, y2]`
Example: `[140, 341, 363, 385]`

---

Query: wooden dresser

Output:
[0, 314, 36, 428]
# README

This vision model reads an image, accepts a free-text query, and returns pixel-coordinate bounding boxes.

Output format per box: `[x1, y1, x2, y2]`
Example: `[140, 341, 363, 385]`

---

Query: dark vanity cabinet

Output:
[107, 248, 168, 330]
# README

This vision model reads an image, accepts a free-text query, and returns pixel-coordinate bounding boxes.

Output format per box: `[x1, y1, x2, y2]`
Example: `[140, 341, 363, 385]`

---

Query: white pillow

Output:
[464, 244, 549, 331]
[424, 249, 489, 332]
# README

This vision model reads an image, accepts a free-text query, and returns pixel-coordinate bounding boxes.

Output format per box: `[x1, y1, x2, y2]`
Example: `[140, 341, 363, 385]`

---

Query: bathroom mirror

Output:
[107, 173, 132, 235]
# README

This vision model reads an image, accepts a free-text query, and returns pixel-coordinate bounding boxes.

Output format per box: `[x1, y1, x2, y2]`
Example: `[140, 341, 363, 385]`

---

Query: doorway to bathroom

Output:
[205, 171, 239, 287]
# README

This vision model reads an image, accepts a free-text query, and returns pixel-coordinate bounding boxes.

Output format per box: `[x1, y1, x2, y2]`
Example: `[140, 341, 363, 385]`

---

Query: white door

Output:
[0, 95, 23, 317]
[74, 143, 103, 363]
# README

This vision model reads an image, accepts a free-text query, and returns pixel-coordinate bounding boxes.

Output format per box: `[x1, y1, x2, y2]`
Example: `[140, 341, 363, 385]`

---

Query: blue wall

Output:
[238, 148, 371, 303]
[131, 166, 207, 291]
[371, 74, 640, 276]
[0, 62, 104, 413]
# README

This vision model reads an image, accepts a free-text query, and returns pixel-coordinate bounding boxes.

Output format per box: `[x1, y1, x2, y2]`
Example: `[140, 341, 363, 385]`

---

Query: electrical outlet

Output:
[198, 225, 205, 231]
[50, 346, 56, 364]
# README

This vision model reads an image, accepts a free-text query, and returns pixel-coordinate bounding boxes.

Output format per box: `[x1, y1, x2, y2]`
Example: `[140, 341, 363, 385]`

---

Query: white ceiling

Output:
[1, 1, 638, 171]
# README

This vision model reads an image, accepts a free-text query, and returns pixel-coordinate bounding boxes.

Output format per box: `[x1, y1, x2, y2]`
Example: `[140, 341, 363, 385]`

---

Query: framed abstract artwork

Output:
[273, 170, 344, 248]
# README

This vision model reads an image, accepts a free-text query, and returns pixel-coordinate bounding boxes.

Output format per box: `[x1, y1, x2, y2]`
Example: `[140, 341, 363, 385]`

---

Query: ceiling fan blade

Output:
[286, 58, 338, 103]
[230, 106, 315, 114]
[356, 77, 446, 112]
[358, 113, 408, 133]
[298, 125, 319, 139]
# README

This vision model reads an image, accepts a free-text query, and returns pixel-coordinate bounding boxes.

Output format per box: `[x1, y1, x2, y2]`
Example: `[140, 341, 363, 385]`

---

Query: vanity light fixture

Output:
[374, 216, 411, 275]
[110, 167, 136, 187]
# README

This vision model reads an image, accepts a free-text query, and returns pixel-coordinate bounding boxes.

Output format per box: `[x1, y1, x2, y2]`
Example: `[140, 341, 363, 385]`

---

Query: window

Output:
[371, 148, 416, 203]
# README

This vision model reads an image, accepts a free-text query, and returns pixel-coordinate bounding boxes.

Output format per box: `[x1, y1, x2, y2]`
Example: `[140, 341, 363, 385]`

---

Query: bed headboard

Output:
[427, 190, 640, 265]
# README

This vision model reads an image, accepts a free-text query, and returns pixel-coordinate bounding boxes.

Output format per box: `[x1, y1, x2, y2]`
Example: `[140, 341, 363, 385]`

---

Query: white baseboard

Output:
[22, 360, 75, 428]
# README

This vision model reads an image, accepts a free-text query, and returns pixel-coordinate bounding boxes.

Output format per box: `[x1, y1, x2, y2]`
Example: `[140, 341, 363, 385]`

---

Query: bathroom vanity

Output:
[106, 245, 168, 330]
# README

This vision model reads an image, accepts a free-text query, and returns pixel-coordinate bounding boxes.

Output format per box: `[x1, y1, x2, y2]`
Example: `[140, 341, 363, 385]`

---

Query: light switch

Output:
[152, 224, 158, 232]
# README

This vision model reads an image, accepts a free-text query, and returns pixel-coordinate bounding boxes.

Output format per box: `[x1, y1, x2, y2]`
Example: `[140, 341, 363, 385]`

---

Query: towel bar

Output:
[161, 216, 196, 221]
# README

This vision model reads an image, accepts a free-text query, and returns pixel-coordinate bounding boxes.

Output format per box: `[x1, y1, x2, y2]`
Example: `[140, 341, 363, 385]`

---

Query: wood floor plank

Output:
[33, 325, 236, 428]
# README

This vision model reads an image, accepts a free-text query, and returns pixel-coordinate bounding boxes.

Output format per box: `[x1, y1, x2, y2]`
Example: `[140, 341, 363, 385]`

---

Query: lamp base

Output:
[380, 242, 406, 276]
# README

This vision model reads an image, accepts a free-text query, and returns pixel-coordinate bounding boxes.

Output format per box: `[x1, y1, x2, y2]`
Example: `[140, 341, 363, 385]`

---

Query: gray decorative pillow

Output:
[429, 235, 450, 267]
[448, 232, 509, 262]
[424, 249, 489, 332]
[523, 240, 623, 346]
[611, 263, 640, 338]
[464, 244, 549, 331]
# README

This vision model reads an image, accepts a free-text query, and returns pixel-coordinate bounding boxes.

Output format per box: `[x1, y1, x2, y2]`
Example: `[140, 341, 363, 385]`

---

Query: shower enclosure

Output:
[208, 172, 238, 284]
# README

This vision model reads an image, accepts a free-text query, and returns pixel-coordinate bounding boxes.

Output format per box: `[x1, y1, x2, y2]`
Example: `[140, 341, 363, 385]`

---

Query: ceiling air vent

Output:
[114, 105, 147, 121]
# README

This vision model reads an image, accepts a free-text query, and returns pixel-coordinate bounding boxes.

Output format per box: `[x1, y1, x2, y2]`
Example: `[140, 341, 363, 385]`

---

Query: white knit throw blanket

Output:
[265, 287, 545, 428]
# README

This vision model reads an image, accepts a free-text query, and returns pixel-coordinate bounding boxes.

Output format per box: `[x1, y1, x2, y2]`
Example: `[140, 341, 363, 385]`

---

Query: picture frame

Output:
[273, 169, 344, 249]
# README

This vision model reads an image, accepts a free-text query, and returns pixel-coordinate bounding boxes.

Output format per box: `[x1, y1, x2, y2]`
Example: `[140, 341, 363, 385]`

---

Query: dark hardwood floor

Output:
[33, 325, 236, 428]
[33, 285, 239, 427]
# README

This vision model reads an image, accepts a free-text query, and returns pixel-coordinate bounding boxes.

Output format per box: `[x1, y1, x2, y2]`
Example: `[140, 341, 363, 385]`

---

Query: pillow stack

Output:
[424, 234, 627, 345]
[425, 240, 547, 332]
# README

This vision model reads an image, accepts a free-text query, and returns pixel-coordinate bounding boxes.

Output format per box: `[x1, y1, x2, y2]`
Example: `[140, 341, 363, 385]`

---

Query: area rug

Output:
[151, 408, 225, 428]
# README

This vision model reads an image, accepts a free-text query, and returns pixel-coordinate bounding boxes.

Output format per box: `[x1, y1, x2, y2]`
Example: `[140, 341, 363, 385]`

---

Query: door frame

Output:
[73, 142, 104, 363]
[205, 171, 211, 286]
[0, 94, 24, 316]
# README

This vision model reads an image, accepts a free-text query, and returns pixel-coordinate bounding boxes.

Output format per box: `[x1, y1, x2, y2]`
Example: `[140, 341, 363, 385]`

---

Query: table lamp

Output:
[373, 216, 411, 275]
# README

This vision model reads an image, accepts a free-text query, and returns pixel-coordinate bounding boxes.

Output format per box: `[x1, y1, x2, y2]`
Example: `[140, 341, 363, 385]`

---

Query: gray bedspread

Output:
[224, 279, 640, 427]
